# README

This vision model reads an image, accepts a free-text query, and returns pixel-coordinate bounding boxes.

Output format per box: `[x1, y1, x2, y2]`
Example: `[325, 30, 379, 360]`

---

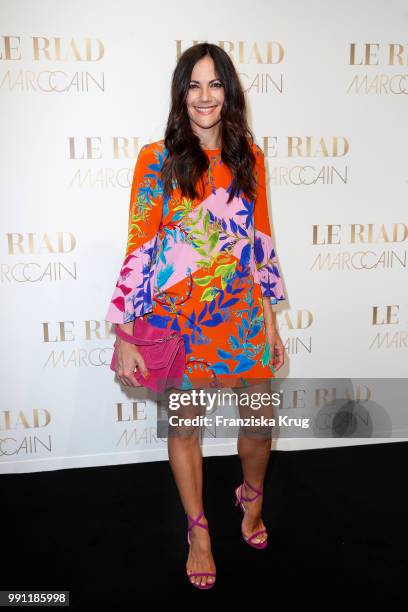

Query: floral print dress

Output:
[105, 139, 286, 389]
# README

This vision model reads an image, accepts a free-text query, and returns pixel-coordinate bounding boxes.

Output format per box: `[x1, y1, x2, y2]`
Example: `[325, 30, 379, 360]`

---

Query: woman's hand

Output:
[262, 298, 285, 371]
[115, 337, 150, 387]
[265, 323, 285, 371]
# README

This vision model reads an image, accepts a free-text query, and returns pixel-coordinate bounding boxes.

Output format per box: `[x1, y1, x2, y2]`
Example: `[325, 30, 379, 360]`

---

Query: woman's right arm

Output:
[105, 143, 164, 386]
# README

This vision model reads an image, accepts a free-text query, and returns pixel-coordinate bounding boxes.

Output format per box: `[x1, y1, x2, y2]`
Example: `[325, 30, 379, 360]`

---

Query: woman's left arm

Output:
[252, 143, 286, 371]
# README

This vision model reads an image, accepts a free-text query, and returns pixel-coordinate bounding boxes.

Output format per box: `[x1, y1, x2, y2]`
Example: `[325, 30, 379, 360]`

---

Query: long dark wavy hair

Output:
[161, 43, 257, 204]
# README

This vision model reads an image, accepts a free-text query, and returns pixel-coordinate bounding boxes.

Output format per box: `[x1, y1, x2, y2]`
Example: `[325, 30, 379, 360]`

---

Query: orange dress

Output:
[105, 140, 286, 389]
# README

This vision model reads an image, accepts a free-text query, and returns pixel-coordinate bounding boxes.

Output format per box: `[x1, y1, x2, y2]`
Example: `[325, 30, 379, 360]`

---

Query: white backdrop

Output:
[1, 0, 407, 474]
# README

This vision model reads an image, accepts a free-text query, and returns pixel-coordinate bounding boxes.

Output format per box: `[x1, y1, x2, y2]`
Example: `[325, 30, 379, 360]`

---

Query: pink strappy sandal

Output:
[186, 510, 216, 589]
[234, 479, 268, 549]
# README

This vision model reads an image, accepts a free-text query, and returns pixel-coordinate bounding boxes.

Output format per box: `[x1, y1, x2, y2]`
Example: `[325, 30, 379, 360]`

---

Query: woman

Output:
[105, 42, 286, 589]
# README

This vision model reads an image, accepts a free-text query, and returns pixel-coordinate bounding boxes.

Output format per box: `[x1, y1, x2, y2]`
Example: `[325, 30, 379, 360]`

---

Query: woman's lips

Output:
[194, 106, 216, 115]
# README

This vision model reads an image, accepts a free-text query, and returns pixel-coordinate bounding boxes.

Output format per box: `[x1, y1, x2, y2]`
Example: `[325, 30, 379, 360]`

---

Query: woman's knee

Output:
[168, 424, 202, 441]
[165, 393, 204, 440]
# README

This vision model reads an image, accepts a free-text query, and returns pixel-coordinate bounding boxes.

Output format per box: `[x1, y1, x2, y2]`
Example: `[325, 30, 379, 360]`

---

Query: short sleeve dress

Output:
[105, 139, 286, 390]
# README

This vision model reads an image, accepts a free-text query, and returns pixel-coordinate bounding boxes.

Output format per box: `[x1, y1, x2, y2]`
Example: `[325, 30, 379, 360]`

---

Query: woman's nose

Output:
[199, 87, 211, 101]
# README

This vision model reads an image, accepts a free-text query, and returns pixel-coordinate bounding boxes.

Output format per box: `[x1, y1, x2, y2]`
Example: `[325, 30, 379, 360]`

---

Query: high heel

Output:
[234, 479, 268, 549]
[186, 510, 216, 589]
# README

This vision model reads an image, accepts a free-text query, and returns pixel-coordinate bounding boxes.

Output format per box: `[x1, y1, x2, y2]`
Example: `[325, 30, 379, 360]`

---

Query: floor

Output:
[3, 441, 407, 606]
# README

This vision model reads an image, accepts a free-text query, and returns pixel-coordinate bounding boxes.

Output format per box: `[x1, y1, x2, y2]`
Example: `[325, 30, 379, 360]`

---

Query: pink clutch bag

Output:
[110, 317, 186, 393]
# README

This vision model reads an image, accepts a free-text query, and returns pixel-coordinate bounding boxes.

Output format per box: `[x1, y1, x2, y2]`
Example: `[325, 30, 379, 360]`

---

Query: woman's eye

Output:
[188, 82, 223, 89]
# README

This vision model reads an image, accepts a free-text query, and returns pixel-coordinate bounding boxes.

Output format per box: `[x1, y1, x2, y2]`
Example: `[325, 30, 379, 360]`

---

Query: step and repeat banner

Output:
[1, 0, 407, 474]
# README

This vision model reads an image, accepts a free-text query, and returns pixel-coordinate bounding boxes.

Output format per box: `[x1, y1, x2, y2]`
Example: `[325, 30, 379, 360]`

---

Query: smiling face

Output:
[186, 55, 225, 139]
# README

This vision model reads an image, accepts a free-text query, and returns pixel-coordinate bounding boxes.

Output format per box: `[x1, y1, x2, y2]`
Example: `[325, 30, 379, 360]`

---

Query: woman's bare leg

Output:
[235, 379, 274, 545]
[161, 387, 216, 587]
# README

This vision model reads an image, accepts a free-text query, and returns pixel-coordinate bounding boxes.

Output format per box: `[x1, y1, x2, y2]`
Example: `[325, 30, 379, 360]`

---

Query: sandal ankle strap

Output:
[186, 510, 208, 532]
[239, 478, 263, 502]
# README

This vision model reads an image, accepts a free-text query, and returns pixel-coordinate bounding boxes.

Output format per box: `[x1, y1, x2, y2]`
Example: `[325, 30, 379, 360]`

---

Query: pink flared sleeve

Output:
[105, 144, 164, 323]
[252, 145, 286, 305]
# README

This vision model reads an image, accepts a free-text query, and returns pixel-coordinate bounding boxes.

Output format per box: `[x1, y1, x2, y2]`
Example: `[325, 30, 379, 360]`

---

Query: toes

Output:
[189, 574, 215, 587]
[187, 561, 216, 587]
[246, 530, 267, 544]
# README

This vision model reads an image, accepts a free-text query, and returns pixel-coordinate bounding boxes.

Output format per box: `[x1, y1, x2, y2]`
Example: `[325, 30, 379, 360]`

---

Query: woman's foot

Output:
[239, 482, 268, 545]
[186, 516, 216, 588]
